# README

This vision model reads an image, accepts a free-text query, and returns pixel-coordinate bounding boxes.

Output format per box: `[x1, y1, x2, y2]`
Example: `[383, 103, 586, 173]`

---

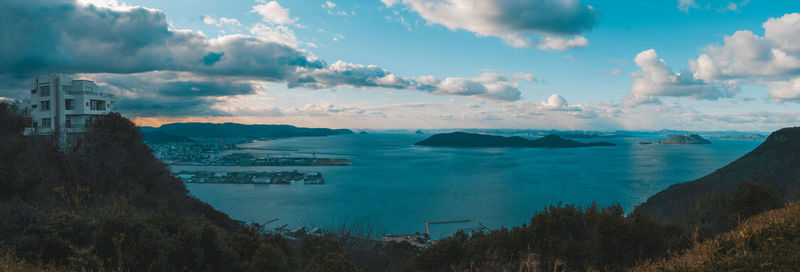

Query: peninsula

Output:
[414, 132, 615, 148]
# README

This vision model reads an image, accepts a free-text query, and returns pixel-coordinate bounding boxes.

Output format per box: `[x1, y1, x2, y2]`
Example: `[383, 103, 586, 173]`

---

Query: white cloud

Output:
[623, 95, 661, 106]
[683, 13, 800, 101]
[290, 64, 525, 102]
[606, 68, 622, 76]
[677, 0, 700, 13]
[717, 0, 749, 12]
[631, 49, 732, 101]
[249, 23, 299, 47]
[251, 1, 296, 25]
[382, 0, 598, 48]
[322, 1, 349, 16]
[540, 94, 575, 111]
[430, 73, 522, 101]
[768, 77, 800, 101]
[512, 72, 537, 82]
[764, 13, 800, 53]
[537, 36, 589, 51]
[201, 15, 242, 28]
[690, 30, 800, 81]
[76, 0, 134, 11]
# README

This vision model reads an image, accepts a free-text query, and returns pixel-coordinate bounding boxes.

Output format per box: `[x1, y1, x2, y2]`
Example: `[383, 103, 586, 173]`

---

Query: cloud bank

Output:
[381, 0, 598, 48]
[0, 0, 541, 118]
[629, 13, 800, 103]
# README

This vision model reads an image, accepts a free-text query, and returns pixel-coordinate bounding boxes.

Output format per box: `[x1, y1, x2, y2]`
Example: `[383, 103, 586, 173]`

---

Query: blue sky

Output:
[1, 0, 798, 131]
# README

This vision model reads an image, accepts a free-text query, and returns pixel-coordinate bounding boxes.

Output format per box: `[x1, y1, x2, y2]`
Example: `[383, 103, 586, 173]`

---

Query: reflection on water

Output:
[177, 133, 761, 238]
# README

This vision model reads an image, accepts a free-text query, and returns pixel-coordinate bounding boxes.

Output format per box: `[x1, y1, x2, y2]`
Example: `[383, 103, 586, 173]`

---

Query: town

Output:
[175, 170, 325, 185]
[149, 140, 352, 166]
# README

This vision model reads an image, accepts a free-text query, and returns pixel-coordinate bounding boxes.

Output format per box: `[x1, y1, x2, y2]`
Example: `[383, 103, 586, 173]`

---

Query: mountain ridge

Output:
[139, 122, 354, 138]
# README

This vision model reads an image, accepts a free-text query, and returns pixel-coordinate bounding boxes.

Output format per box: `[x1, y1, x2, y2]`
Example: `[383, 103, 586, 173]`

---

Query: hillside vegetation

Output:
[631, 200, 800, 271]
[0, 103, 365, 271]
[639, 127, 800, 231]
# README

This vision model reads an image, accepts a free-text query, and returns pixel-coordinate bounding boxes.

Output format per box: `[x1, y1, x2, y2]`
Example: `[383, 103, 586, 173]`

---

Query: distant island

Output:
[415, 129, 425, 135]
[415, 132, 615, 148]
[557, 133, 631, 139]
[139, 122, 353, 139]
[711, 134, 766, 141]
[642, 134, 711, 145]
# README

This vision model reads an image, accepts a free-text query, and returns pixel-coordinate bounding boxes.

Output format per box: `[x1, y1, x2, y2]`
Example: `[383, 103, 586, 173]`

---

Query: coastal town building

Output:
[23, 74, 115, 146]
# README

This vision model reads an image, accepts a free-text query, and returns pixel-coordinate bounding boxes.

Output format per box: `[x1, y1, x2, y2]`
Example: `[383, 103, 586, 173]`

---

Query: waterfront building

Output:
[23, 74, 115, 146]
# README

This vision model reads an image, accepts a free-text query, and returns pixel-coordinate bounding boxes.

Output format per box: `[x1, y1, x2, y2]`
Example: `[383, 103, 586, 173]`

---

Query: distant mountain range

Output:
[139, 122, 353, 140]
[638, 127, 800, 224]
[414, 132, 615, 148]
[141, 130, 194, 144]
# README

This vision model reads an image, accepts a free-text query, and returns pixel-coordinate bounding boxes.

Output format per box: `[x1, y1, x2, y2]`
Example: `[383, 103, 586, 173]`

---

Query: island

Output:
[651, 134, 711, 145]
[415, 129, 425, 135]
[414, 132, 615, 148]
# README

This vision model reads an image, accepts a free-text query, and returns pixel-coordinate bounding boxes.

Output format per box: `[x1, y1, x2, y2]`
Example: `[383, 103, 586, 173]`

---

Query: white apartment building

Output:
[24, 74, 115, 144]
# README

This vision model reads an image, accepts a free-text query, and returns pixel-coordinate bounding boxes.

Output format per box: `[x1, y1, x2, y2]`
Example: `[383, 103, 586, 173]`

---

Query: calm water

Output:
[177, 133, 761, 238]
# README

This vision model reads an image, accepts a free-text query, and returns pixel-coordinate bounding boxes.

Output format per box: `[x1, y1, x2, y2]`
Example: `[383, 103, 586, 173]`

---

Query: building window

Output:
[62, 86, 71, 92]
[86, 86, 94, 92]
[31, 89, 36, 94]
[42, 118, 51, 128]
[65, 99, 74, 110]
[40, 100, 50, 111]
[66, 119, 72, 128]
[90, 100, 105, 110]
[32, 104, 37, 109]
[40, 86, 50, 96]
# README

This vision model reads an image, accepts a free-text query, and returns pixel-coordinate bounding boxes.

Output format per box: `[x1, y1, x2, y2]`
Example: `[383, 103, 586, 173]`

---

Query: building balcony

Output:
[64, 90, 115, 98]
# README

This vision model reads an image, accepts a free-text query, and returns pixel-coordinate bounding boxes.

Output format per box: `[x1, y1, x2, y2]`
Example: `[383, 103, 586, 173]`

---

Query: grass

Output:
[630, 200, 800, 271]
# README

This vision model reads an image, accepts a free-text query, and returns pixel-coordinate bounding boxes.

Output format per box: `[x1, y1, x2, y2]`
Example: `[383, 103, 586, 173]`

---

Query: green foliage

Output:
[407, 203, 688, 272]
[689, 181, 785, 240]
[727, 181, 784, 220]
[632, 201, 800, 271]
[0, 105, 361, 272]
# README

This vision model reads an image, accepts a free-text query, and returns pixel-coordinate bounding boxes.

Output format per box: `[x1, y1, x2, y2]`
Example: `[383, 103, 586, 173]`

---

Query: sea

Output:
[173, 133, 762, 238]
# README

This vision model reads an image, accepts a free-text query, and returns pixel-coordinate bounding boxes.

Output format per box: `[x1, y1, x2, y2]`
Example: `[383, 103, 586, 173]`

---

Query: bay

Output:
[176, 133, 761, 238]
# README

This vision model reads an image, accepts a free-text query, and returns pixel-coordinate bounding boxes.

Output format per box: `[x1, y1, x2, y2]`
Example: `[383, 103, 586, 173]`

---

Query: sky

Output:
[1, 0, 799, 131]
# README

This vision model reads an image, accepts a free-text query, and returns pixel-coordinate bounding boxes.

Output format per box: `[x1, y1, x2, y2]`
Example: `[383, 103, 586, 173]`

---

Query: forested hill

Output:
[638, 127, 800, 226]
[140, 122, 354, 138]
[0, 104, 367, 271]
